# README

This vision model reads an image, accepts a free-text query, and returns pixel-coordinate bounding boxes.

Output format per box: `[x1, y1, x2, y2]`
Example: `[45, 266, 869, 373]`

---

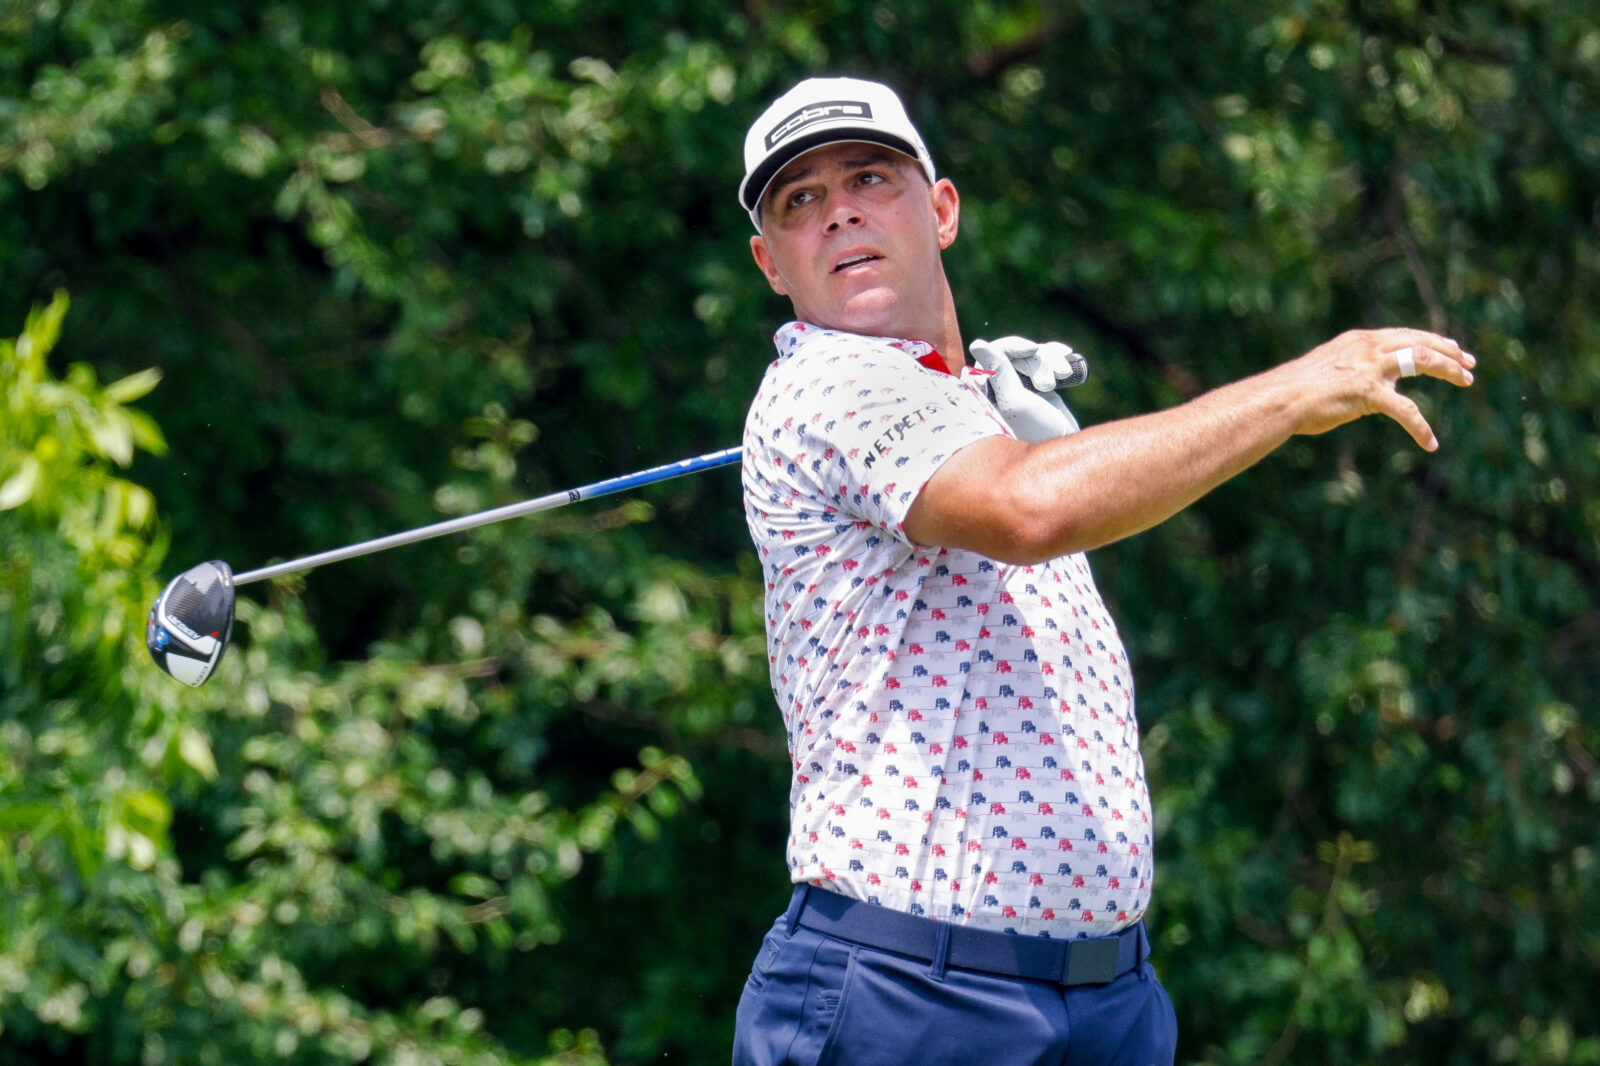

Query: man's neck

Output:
[930, 286, 964, 373]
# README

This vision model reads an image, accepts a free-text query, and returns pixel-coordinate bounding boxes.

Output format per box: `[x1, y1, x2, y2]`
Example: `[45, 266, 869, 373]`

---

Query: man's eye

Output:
[787, 189, 816, 208]
[858, 171, 885, 185]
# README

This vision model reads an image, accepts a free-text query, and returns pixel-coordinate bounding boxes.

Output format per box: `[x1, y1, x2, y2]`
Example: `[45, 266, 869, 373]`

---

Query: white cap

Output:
[738, 76, 937, 232]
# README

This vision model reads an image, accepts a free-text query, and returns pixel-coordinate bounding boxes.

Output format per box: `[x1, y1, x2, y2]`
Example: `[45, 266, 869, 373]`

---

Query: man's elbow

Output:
[969, 497, 1094, 565]
[905, 436, 1101, 563]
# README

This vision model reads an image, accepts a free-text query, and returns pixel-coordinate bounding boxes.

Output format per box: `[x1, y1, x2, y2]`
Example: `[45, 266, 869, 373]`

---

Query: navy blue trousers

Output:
[733, 891, 1177, 1066]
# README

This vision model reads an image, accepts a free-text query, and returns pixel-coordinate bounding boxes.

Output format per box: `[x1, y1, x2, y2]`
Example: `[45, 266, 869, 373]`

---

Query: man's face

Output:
[749, 142, 959, 342]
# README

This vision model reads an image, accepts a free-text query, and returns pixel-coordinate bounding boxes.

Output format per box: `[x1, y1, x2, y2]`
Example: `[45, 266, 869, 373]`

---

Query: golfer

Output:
[733, 77, 1474, 1065]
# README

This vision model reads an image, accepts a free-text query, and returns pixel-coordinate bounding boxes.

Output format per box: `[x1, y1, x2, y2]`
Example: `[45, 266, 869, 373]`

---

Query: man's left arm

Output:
[905, 327, 1475, 563]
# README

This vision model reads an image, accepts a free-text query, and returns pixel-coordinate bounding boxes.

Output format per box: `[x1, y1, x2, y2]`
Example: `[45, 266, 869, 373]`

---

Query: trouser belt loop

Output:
[928, 921, 953, 983]
[785, 883, 810, 937]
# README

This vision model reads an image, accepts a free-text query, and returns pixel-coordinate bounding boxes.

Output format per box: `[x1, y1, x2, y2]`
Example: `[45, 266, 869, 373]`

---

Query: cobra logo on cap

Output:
[765, 100, 874, 151]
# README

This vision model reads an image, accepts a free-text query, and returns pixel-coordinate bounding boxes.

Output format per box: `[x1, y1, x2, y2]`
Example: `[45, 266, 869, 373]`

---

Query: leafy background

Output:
[2, 0, 1596, 1063]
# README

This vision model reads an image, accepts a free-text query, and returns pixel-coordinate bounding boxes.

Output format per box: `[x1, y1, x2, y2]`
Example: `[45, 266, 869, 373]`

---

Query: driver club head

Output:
[147, 560, 236, 687]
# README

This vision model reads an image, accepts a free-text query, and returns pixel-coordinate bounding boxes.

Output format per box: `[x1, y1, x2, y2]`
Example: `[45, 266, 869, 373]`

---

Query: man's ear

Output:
[750, 234, 788, 296]
[933, 178, 960, 250]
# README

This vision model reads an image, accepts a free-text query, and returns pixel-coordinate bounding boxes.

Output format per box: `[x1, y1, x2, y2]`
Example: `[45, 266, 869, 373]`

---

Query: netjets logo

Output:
[765, 100, 874, 150]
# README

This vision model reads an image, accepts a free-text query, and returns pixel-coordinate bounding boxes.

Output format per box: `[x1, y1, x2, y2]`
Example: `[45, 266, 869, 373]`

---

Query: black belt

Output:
[788, 884, 1149, 986]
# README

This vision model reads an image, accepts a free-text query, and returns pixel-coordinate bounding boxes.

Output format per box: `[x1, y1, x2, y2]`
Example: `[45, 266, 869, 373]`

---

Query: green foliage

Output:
[2, 1, 1597, 1064]
[3, 293, 726, 1063]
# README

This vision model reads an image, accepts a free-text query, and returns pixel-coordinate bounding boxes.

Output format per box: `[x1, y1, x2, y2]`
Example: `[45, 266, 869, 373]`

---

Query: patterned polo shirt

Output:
[741, 322, 1153, 938]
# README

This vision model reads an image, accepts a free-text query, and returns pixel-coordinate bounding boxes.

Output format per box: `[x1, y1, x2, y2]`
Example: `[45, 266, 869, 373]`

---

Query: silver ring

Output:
[1394, 346, 1417, 378]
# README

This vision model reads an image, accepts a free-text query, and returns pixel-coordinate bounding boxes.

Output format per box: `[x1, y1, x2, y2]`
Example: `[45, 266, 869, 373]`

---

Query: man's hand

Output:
[975, 335, 1089, 392]
[1279, 327, 1476, 451]
[969, 336, 1088, 442]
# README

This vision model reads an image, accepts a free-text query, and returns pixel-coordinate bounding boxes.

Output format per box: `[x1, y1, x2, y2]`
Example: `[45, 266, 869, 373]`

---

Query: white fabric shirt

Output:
[742, 322, 1153, 938]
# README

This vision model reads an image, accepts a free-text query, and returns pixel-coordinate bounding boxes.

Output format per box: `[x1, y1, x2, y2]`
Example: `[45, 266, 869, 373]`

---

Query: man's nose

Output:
[825, 195, 863, 231]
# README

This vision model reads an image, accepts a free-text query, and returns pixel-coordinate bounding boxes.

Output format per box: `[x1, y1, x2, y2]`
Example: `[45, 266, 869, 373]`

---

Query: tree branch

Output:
[1043, 286, 1206, 398]
[966, 14, 1068, 82]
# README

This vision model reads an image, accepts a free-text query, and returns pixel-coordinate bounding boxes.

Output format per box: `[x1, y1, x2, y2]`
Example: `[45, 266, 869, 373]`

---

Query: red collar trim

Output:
[915, 351, 953, 376]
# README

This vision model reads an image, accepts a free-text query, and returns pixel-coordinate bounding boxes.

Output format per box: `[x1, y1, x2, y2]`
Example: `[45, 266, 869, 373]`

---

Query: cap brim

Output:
[740, 128, 924, 216]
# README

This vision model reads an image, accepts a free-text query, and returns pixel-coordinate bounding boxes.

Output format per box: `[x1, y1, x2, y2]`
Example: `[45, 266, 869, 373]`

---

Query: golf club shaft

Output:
[233, 446, 743, 586]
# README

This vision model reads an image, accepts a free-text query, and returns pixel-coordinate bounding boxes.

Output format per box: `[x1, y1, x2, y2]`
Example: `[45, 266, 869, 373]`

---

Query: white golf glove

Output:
[969, 336, 1088, 441]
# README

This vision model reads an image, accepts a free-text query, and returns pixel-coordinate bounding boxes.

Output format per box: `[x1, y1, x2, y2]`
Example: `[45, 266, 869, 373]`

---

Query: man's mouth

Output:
[833, 253, 882, 273]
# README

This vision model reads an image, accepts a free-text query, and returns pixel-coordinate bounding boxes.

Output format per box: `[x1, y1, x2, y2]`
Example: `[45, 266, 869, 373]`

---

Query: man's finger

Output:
[1413, 344, 1477, 387]
[1026, 343, 1088, 391]
[1394, 346, 1418, 379]
[1381, 330, 1476, 373]
[1381, 391, 1439, 451]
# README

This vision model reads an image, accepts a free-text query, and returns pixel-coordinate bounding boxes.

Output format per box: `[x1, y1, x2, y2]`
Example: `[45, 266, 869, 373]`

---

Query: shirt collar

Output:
[773, 321, 961, 376]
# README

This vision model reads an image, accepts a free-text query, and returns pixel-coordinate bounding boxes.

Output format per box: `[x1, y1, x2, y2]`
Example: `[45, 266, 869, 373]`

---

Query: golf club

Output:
[147, 446, 743, 687]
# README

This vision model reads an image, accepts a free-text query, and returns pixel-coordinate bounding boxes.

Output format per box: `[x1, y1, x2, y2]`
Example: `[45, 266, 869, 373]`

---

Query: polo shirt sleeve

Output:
[779, 342, 1009, 546]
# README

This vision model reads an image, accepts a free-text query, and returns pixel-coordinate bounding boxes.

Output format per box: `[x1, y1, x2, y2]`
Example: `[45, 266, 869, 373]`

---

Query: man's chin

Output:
[808, 298, 908, 340]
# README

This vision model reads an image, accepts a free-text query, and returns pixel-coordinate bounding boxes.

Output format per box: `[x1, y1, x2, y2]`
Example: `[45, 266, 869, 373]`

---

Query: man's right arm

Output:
[904, 327, 1476, 564]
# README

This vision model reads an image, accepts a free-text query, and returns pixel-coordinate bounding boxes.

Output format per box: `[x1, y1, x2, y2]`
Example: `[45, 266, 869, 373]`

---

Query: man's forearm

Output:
[904, 327, 1476, 563]
[907, 370, 1300, 562]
